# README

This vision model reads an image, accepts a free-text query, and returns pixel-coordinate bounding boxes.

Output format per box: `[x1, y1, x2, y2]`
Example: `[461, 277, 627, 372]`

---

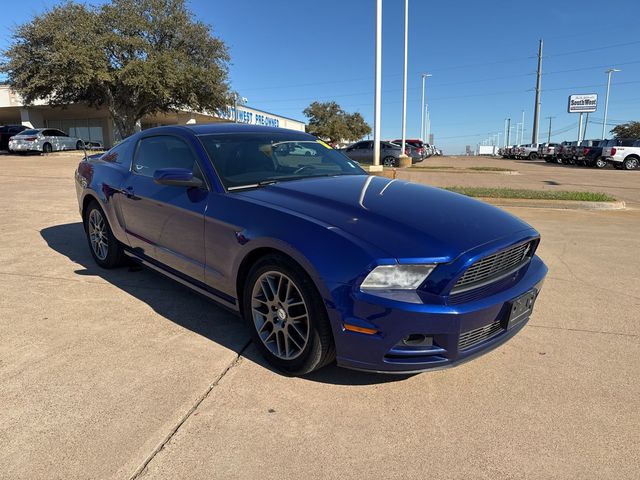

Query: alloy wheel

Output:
[383, 156, 396, 167]
[88, 209, 109, 261]
[251, 271, 310, 360]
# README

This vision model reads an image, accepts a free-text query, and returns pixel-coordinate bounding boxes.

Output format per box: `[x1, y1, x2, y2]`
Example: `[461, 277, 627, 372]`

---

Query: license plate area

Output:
[503, 289, 537, 330]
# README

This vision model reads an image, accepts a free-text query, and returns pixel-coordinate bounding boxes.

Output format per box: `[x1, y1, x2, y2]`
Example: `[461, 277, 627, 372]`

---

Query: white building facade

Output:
[0, 85, 306, 149]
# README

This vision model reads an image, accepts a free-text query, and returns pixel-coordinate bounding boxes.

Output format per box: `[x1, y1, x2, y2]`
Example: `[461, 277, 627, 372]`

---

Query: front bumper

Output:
[329, 256, 547, 373]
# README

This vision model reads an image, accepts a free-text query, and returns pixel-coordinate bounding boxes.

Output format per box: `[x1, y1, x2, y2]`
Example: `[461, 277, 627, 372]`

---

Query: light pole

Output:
[503, 118, 508, 147]
[400, 0, 409, 158]
[373, 0, 382, 168]
[602, 68, 621, 139]
[520, 110, 525, 144]
[420, 73, 432, 143]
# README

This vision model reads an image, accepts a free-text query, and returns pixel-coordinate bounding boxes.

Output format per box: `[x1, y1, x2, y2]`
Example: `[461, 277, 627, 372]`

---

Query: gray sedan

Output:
[8, 128, 84, 153]
[341, 140, 419, 166]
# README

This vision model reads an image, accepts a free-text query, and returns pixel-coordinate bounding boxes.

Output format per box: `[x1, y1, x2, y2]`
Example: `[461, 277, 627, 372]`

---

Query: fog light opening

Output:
[402, 334, 433, 347]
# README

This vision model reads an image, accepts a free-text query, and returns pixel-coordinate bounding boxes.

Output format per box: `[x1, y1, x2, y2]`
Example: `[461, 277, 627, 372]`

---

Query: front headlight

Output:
[360, 264, 436, 290]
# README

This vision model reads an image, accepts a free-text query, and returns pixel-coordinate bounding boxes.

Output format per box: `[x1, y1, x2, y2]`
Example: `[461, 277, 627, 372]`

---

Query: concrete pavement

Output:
[0, 153, 638, 479]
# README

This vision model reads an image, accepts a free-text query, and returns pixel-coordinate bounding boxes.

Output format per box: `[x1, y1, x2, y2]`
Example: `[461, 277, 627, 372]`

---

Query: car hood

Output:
[238, 175, 534, 261]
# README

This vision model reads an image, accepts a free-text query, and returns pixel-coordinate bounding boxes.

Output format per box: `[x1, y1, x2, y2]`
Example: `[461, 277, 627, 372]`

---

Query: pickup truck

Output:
[519, 143, 542, 160]
[574, 139, 604, 167]
[538, 143, 559, 162]
[602, 138, 640, 170]
[559, 141, 578, 165]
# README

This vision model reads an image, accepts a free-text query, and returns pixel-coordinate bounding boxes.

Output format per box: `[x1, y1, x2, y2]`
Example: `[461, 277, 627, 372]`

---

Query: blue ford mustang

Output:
[75, 124, 547, 375]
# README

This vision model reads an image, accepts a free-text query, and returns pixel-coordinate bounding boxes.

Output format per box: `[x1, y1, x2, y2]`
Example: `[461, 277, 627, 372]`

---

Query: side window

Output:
[56, 130, 68, 137]
[102, 140, 133, 164]
[42, 129, 56, 137]
[133, 135, 202, 179]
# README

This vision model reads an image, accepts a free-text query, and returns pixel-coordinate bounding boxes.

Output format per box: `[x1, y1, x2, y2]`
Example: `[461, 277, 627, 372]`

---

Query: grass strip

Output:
[444, 186, 616, 202]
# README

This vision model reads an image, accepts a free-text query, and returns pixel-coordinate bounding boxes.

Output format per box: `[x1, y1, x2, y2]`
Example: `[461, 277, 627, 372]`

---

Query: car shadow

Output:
[40, 222, 414, 386]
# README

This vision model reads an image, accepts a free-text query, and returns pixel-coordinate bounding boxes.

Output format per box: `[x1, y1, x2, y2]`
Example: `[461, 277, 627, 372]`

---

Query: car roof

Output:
[177, 123, 315, 138]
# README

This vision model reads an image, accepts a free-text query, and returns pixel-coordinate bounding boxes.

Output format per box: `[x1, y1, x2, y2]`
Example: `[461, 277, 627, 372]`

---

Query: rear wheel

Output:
[243, 254, 335, 375]
[623, 156, 639, 170]
[83, 200, 124, 268]
[42, 143, 52, 154]
[383, 156, 397, 167]
[595, 157, 607, 169]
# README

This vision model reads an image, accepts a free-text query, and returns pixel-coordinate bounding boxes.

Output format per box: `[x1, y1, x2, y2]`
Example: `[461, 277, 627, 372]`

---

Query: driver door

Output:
[117, 134, 208, 282]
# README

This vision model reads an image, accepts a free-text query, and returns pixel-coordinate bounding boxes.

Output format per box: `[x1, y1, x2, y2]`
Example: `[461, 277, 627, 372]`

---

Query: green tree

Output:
[610, 121, 640, 139]
[1, 0, 231, 139]
[303, 101, 371, 145]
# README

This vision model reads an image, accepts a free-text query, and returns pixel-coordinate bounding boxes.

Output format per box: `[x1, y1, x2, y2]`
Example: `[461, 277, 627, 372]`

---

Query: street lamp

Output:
[400, 0, 409, 158]
[420, 73, 432, 143]
[602, 68, 621, 139]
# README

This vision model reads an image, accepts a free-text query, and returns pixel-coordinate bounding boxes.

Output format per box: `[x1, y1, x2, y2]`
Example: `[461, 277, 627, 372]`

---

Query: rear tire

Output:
[623, 156, 639, 170]
[83, 200, 125, 268]
[595, 157, 607, 169]
[243, 254, 335, 375]
[42, 143, 52, 154]
[383, 156, 398, 167]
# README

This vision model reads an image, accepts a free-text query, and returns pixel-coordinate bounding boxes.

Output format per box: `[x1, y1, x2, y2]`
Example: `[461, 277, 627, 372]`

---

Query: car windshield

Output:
[18, 129, 40, 136]
[198, 132, 366, 190]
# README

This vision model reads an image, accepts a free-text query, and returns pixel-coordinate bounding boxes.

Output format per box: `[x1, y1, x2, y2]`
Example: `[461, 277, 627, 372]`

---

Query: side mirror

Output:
[153, 168, 203, 188]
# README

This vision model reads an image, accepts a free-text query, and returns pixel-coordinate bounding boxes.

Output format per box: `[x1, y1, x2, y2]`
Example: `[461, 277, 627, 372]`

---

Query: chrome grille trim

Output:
[458, 321, 503, 351]
[452, 241, 533, 294]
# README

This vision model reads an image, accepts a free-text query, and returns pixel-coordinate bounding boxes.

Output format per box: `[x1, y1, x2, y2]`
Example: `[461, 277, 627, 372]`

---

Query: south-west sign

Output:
[567, 94, 598, 113]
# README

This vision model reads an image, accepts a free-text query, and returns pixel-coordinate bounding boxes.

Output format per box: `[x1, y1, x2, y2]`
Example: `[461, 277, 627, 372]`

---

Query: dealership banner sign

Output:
[567, 94, 598, 113]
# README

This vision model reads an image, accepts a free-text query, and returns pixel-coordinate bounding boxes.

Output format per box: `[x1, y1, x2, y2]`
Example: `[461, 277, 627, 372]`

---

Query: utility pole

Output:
[521, 110, 525, 144]
[400, 0, 408, 155]
[506, 118, 511, 145]
[532, 39, 543, 144]
[546, 116, 554, 143]
[602, 68, 621, 139]
[373, 0, 382, 168]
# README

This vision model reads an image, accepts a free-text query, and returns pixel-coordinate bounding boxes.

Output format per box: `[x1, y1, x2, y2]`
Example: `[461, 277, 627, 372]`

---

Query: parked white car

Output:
[8, 128, 84, 153]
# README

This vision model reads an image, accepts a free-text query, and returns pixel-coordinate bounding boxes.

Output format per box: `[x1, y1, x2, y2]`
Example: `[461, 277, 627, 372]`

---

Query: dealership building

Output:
[0, 85, 306, 148]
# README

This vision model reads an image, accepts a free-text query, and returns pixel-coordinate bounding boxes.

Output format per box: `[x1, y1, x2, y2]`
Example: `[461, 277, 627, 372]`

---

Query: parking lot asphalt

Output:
[1, 153, 638, 479]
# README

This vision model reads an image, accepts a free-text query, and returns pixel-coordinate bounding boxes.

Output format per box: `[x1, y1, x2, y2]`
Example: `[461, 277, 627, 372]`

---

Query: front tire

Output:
[76, 140, 84, 150]
[595, 157, 607, 169]
[528, 152, 538, 160]
[243, 254, 335, 375]
[83, 200, 124, 268]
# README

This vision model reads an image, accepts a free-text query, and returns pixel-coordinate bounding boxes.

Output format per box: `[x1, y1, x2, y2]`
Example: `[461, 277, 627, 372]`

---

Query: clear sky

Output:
[2, 0, 639, 153]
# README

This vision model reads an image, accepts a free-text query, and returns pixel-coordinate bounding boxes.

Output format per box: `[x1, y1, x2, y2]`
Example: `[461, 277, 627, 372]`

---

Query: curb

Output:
[478, 197, 626, 211]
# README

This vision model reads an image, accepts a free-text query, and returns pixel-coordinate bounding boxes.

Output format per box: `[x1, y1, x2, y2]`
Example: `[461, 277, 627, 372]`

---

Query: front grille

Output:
[458, 321, 504, 351]
[452, 241, 534, 293]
